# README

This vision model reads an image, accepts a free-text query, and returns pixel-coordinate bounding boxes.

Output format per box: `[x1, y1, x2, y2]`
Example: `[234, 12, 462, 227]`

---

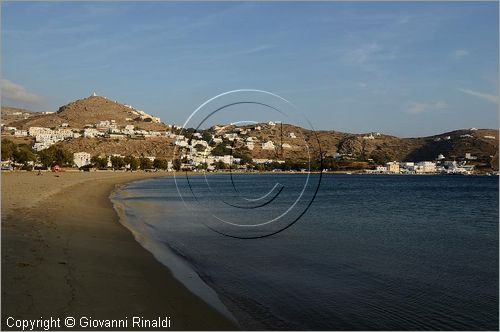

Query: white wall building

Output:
[83, 128, 101, 138]
[386, 161, 400, 173]
[415, 161, 436, 173]
[262, 141, 276, 150]
[74, 152, 91, 168]
[14, 130, 28, 137]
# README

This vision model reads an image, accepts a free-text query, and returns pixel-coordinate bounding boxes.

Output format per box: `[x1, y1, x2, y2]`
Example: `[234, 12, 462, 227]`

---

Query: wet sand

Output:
[1, 171, 237, 330]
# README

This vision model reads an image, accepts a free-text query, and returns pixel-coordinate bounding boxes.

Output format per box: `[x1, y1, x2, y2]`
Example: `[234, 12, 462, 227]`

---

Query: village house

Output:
[223, 133, 238, 141]
[83, 128, 101, 138]
[465, 153, 477, 160]
[415, 161, 437, 173]
[14, 130, 28, 137]
[246, 138, 255, 150]
[386, 161, 400, 173]
[262, 141, 276, 150]
[29, 127, 52, 136]
[73, 152, 91, 168]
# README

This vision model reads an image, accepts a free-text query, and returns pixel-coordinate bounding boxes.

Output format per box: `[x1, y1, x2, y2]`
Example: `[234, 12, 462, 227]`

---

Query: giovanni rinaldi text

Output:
[6, 316, 172, 330]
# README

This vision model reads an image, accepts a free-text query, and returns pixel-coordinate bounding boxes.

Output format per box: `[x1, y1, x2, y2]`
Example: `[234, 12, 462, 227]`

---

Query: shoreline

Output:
[1, 171, 237, 330]
[110, 178, 238, 323]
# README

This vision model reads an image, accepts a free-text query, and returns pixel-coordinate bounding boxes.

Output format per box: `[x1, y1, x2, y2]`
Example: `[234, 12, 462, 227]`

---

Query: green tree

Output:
[153, 158, 169, 170]
[53, 147, 73, 166]
[38, 149, 55, 168]
[194, 143, 206, 151]
[139, 157, 153, 170]
[201, 131, 212, 143]
[13, 145, 36, 165]
[1, 139, 16, 161]
[91, 156, 108, 169]
[124, 156, 139, 171]
[215, 161, 228, 170]
[233, 146, 252, 165]
[211, 142, 231, 156]
[110, 156, 126, 169]
[196, 162, 208, 170]
[370, 150, 392, 165]
[173, 159, 181, 171]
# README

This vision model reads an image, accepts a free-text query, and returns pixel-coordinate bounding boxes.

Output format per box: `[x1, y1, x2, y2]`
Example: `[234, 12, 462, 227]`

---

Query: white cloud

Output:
[344, 43, 398, 68]
[458, 88, 498, 104]
[1, 79, 43, 104]
[407, 100, 447, 115]
[348, 43, 380, 64]
[453, 49, 469, 59]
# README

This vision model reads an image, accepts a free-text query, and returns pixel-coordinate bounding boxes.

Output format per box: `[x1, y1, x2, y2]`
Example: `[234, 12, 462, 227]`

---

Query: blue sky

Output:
[2, 1, 498, 137]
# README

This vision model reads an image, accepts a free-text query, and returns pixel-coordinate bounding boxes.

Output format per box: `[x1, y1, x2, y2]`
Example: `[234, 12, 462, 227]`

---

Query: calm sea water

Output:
[111, 174, 498, 330]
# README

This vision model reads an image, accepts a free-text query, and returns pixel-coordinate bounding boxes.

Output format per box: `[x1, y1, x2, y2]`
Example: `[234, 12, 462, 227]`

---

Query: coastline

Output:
[110, 178, 238, 323]
[1, 171, 237, 330]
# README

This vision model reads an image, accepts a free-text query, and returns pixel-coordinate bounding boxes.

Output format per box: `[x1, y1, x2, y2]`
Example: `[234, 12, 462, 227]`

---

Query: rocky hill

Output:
[1, 107, 37, 126]
[210, 123, 498, 169]
[56, 137, 175, 159]
[2, 95, 498, 170]
[8, 95, 168, 131]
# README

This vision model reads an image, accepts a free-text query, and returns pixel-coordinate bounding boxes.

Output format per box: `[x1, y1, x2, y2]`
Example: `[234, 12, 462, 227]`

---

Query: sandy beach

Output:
[1, 171, 237, 330]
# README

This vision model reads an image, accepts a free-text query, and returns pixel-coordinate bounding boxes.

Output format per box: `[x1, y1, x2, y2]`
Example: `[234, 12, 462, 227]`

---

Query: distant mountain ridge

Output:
[1, 95, 498, 170]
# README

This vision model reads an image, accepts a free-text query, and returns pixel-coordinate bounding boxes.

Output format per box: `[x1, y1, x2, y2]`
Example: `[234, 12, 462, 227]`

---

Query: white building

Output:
[74, 152, 91, 168]
[262, 141, 276, 150]
[223, 133, 238, 141]
[14, 130, 28, 137]
[33, 142, 52, 151]
[175, 139, 189, 147]
[83, 128, 101, 138]
[415, 161, 436, 173]
[288, 132, 297, 139]
[53, 129, 74, 140]
[253, 158, 275, 164]
[29, 127, 52, 136]
[386, 161, 400, 173]
[465, 153, 477, 160]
